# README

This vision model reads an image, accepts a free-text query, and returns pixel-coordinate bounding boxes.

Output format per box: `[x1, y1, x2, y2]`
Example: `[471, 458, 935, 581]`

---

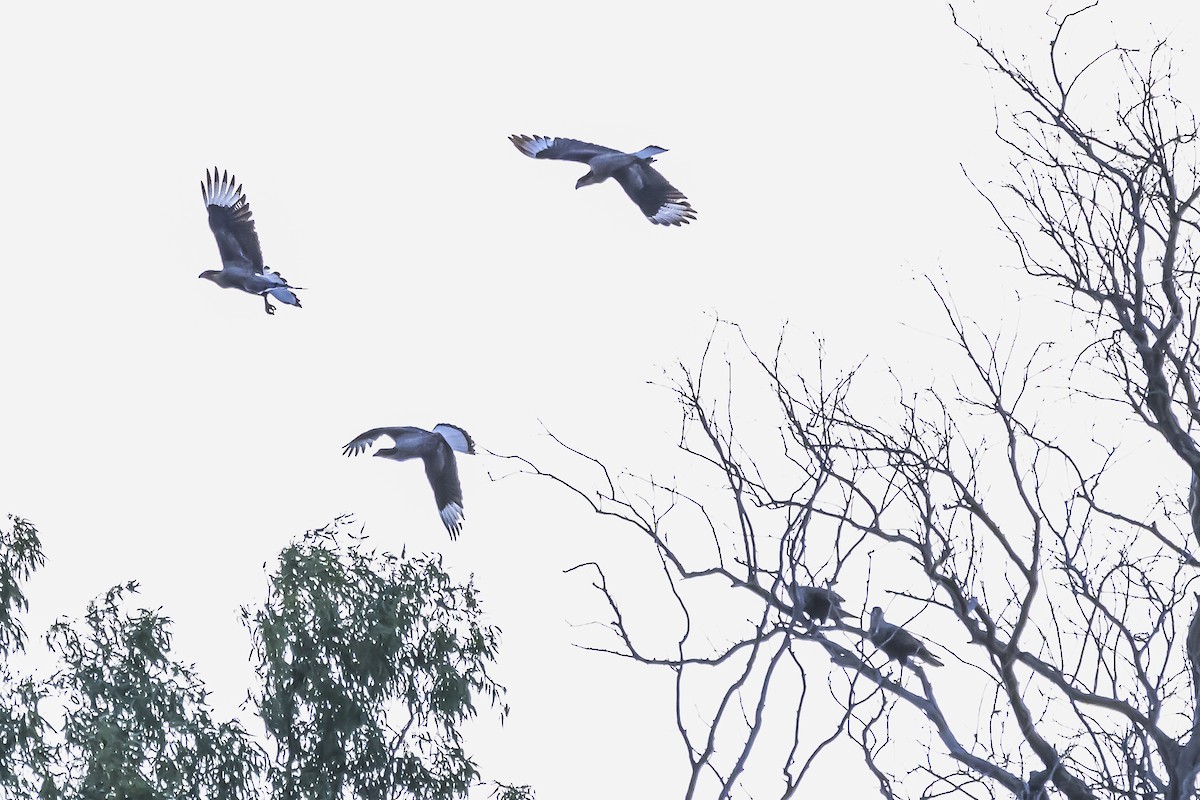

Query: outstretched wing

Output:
[202, 167, 264, 273]
[611, 161, 697, 226]
[423, 442, 467, 539]
[509, 134, 618, 163]
[342, 428, 398, 457]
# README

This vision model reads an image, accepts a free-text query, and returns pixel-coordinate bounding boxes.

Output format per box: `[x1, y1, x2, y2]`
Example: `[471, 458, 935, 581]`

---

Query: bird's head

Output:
[575, 172, 599, 189]
[869, 607, 884, 633]
[198, 270, 219, 282]
[374, 448, 397, 459]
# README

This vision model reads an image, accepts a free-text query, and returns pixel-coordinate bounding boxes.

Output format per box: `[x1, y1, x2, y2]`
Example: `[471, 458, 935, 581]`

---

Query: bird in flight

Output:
[342, 424, 476, 539]
[509, 135, 697, 226]
[868, 607, 944, 668]
[199, 167, 302, 315]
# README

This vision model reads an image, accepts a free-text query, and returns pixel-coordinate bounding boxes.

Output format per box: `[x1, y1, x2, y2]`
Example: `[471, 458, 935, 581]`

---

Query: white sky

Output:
[2, 2, 1199, 797]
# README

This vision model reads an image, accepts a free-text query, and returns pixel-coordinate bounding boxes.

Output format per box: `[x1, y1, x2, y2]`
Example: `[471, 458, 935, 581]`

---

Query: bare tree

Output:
[508, 7, 1200, 799]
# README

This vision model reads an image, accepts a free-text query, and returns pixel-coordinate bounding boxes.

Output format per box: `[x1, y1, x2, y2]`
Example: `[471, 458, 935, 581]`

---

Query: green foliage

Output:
[43, 581, 265, 799]
[0, 514, 44, 657]
[0, 516, 52, 797]
[0, 669, 52, 797]
[0, 515, 526, 800]
[246, 517, 508, 800]
[488, 781, 536, 800]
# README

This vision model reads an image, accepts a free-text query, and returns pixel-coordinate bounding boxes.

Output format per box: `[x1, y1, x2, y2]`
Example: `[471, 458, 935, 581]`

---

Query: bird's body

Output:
[509, 134, 696, 226]
[579, 149, 664, 182]
[868, 607, 944, 667]
[198, 167, 302, 315]
[790, 583, 851, 625]
[342, 424, 476, 538]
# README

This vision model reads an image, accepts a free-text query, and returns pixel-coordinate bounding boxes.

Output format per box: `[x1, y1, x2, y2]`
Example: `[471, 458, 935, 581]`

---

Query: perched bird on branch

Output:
[509, 134, 697, 226]
[868, 607, 944, 667]
[342, 424, 476, 539]
[198, 167, 302, 315]
[789, 583, 852, 626]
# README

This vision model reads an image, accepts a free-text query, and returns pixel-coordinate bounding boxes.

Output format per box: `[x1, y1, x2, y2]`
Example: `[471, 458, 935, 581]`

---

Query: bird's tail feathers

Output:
[434, 424, 476, 455]
[266, 287, 302, 307]
[263, 267, 303, 289]
[633, 145, 668, 161]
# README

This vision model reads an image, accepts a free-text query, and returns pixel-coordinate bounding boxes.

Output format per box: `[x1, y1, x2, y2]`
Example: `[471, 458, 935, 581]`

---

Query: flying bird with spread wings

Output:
[509, 135, 697, 226]
[342, 424, 476, 539]
[198, 167, 302, 315]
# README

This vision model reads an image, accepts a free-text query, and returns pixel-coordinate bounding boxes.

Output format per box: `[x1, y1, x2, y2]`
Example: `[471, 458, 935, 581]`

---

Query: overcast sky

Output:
[3, 2, 1199, 797]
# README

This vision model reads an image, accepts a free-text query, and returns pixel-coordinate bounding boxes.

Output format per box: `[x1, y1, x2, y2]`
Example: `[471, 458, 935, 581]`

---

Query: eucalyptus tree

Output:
[0, 514, 51, 798]
[248, 517, 510, 800]
[0, 514, 531, 800]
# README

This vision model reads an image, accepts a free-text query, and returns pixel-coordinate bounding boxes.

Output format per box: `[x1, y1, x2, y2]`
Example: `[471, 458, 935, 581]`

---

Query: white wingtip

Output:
[649, 199, 697, 226]
[510, 134, 555, 158]
[440, 503, 465, 537]
[203, 167, 243, 209]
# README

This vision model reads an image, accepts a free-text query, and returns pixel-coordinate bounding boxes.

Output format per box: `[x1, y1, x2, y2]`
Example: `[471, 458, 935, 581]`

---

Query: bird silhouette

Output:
[198, 167, 302, 315]
[342, 424, 476, 538]
[509, 135, 697, 225]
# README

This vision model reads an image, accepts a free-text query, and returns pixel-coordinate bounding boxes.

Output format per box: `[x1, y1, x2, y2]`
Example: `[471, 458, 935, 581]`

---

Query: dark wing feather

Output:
[611, 162, 697, 226]
[915, 648, 944, 667]
[808, 588, 843, 621]
[202, 167, 264, 273]
[509, 135, 619, 164]
[872, 624, 908, 660]
[874, 623, 943, 666]
[423, 442, 466, 538]
[342, 428, 397, 457]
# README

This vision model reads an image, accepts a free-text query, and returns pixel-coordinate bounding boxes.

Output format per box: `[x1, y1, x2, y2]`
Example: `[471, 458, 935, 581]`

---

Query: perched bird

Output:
[868, 607, 944, 667]
[509, 134, 697, 226]
[199, 167, 302, 315]
[789, 583, 852, 625]
[342, 424, 476, 538]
